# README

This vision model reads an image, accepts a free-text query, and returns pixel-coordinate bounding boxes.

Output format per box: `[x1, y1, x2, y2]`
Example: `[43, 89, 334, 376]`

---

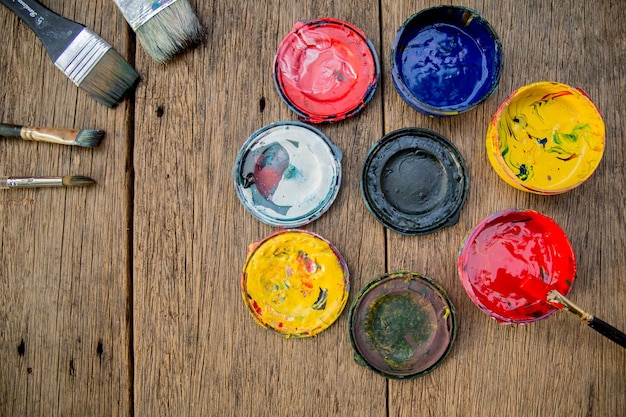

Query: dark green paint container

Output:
[348, 271, 457, 379]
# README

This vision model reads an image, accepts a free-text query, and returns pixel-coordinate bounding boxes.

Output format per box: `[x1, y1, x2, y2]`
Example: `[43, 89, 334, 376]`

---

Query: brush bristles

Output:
[78, 49, 140, 107]
[135, 0, 203, 63]
[75, 130, 105, 148]
[62, 175, 96, 187]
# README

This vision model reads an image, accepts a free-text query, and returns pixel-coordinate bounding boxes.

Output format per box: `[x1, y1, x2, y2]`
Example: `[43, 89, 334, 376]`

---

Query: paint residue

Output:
[235, 122, 342, 227]
[349, 271, 456, 379]
[274, 18, 379, 123]
[361, 128, 468, 235]
[399, 24, 490, 108]
[458, 210, 576, 323]
[487, 82, 605, 194]
[364, 293, 433, 369]
[391, 6, 502, 115]
[242, 230, 349, 337]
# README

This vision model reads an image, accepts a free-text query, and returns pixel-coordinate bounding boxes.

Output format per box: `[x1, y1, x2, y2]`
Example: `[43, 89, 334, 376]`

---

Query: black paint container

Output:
[361, 128, 469, 235]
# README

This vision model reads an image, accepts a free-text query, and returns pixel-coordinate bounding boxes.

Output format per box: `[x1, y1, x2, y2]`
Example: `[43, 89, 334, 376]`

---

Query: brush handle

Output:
[0, 0, 84, 60]
[588, 317, 626, 348]
[0, 122, 22, 138]
[0, 123, 82, 145]
[1, 176, 65, 188]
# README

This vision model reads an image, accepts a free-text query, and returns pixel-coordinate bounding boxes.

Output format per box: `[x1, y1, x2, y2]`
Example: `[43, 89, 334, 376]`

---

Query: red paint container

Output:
[457, 209, 576, 324]
[274, 18, 379, 123]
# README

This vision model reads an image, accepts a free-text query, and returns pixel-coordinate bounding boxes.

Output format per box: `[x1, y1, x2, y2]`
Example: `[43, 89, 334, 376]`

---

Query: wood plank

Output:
[1, 0, 624, 416]
[0, 1, 133, 416]
[131, 1, 386, 415]
[381, 1, 625, 416]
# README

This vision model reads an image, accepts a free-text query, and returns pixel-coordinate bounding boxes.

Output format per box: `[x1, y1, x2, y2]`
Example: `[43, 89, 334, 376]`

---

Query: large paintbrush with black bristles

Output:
[1, 0, 139, 107]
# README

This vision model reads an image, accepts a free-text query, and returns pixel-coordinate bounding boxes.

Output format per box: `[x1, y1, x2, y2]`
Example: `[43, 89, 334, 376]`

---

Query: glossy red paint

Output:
[458, 209, 576, 323]
[274, 18, 379, 123]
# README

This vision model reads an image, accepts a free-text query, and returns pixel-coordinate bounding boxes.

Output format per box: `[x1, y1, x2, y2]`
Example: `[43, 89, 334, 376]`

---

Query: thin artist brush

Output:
[113, 0, 203, 63]
[1, 0, 139, 107]
[1, 175, 96, 189]
[520, 277, 626, 348]
[0, 122, 104, 148]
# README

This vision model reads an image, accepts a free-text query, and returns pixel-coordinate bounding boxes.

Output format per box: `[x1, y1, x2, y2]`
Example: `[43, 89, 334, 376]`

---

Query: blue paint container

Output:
[391, 6, 503, 116]
[234, 121, 342, 227]
[361, 128, 469, 235]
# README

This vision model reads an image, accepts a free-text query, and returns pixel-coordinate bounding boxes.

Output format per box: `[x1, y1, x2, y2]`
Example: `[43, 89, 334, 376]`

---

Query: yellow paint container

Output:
[486, 82, 605, 194]
[241, 230, 349, 337]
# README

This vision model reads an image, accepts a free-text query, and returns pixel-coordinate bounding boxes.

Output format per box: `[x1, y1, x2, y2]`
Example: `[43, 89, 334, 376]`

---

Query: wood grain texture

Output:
[131, 1, 386, 416]
[0, 0, 624, 416]
[382, 1, 625, 417]
[0, 1, 133, 416]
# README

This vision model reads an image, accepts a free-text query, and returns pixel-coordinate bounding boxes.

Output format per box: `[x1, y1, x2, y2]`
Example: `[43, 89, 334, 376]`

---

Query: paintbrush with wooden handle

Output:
[0, 123, 104, 148]
[0, 176, 96, 189]
[520, 277, 626, 348]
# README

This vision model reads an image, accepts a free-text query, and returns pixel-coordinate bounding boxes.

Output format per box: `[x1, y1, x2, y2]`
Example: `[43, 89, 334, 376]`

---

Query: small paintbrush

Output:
[520, 277, 626, 348]
[113, 0, 203, 63]
[0, 176, 96, 189]
[0, 122, 104, 148]
[1, 0, 139, 107]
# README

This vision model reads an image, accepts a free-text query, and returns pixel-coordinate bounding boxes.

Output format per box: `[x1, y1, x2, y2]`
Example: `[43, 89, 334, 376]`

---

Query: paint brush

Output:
[112, 0, 203, 63]
[0, 175, 96, 189]
[1, 0, 139, 107]
[520, 277, 626, 348]
[0, 122, 104, 148]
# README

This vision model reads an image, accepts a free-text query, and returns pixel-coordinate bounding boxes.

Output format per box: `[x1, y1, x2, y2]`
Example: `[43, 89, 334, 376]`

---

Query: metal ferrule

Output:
[547, 290, 593, 323]
[113, 0, 178, 30]
[54, 28, 111, 86]
[6, 177, 63, 188]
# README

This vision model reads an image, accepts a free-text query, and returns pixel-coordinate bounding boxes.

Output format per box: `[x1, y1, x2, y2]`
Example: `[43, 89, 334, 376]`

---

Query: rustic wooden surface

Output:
[1, 0, 624, 416]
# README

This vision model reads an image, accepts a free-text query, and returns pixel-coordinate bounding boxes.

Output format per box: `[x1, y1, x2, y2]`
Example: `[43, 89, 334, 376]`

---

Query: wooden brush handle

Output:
[589, 317, 626, 348]
[0, 0, 84, 60]
[0, 123, 81, 145]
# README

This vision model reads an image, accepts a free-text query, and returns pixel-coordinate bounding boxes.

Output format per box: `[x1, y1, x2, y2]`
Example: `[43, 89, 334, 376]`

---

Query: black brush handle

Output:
[0, 0, 84, 60]
[0, 123, 23, 138]
[588, 317, 626, 348]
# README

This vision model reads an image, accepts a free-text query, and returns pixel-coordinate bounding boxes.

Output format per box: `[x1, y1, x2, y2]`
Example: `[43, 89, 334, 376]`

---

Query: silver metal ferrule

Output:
[5, 177, 63, 188]
[54, 28, 111, 86]
[113, 0, 179, 30]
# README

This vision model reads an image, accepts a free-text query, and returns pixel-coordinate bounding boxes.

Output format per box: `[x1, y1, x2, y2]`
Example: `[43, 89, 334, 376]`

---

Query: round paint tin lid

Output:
[486, 81, 605, 194]
[274, 18, 380, 123]
[349, 271, 457, 379]
[241, 229, 350, 337]
[361, 127, 469, 235]
[391, 6, 503, 116]
[458, 209, 577, 324]
[234, 121, 342, 227]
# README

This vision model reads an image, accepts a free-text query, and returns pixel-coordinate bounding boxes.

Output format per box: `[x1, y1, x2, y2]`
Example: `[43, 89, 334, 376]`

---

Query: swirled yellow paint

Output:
[487, 82, 605, 194]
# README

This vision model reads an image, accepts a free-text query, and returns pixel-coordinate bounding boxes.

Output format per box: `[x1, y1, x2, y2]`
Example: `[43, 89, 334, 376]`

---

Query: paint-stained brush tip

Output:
[135, 0, 203, 63]
[75, 129, 105, 148]
[78, 49, 140, 107]
[62, 176, 97, 187]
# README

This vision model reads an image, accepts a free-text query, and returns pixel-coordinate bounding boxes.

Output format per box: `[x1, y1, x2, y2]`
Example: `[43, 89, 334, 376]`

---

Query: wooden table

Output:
[1, 1, 624, 416]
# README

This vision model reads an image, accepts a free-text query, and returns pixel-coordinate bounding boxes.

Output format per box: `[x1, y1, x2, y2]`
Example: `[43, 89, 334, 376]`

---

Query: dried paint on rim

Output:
[234, 121, 342, 227]
[390, 6, 502, 116]
[274, 18, 379, 123]
[486, 82, 605, 194]
[242, 230, 349, 337]
[458, 209, 577, 324]
[349, 271, 457, 379]
[361, 128, 469, 235]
